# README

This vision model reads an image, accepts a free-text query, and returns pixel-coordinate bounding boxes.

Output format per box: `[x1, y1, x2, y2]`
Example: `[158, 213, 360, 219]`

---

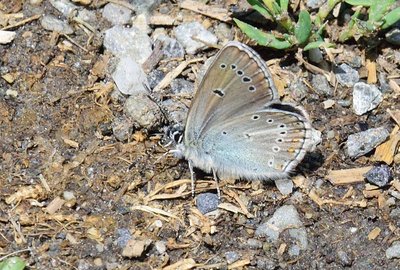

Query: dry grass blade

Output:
[180, 0, 231, 22]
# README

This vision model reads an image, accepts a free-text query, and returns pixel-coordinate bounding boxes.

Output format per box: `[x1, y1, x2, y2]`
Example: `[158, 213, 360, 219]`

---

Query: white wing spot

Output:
[272, 146, 280, 152]
[268, 159, 274, 167]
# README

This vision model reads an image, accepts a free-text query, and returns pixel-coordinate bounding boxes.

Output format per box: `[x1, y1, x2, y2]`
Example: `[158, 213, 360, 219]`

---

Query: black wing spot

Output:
[252, 115, 260, 120]
[212, 89, 225, 97]
[222, 131, 227, 135]
[230, 64, 237, 70]
[248, 85, 256, 92]
[236, 70, 244, 76]
[242, 76, 251, 83]
[220, 63, 227, 69]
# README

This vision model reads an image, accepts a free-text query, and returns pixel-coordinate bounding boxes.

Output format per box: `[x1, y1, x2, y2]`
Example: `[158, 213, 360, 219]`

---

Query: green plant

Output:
[0, 257, 26, 270]
[234, 0, 333, 50]
[234, 0, 400, 49]
[340, 0, 400, 41]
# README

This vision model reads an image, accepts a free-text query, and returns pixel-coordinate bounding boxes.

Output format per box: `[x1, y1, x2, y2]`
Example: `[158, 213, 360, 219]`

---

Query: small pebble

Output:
[112, 56, 148, 95]
[155, 241, 167, 254]
[63, 191, 75, 201]
[335, 63, 359, 87]
[311, 74, 333, 96]
[352, 82, 383, 115]
[386, 28, 400, 46]
[0, 30, 16, 44]
[41, 15, 73, 35]
[337, 250, 353, 267]
[49, 0, 77, 17]
[386, 241, 400, 259]
[116, 228, 132, 248]
[121, 239, 152, 258]
[196, 192, 219, 214]
[170, 78, 194, 94]
[112, 116, 133, 141]
[274, 179, 293, 195]
[364, 165, 392, 187]
[104, 25, 152, 64]
[346, 127, 389, 159]
[102, 3, 132, 25]
[124, 93, 162, 130]
[174, 21, 218, 54]
[255, 205, 308, 250]
[246, 238, 263, 249]
[225, 251, 240, 264]
[308, 48, 324, 63]
[157, 35, 185, 59]
[306, 0, 326, 9]
[289, 78, 308, 101]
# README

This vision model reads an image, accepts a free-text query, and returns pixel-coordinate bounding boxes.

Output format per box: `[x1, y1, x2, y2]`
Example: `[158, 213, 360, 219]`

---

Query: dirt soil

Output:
[1, 1, 400, 270]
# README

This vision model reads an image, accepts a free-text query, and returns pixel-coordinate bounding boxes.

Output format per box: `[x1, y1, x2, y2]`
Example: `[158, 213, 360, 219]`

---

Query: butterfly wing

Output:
[192, 107, 313, 179]
[184, 41, 279, 142]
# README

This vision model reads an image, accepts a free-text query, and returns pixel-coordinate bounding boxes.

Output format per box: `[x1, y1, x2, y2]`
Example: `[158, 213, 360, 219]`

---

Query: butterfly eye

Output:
[220, 63, 226, 69]
[242, 76, 251, 83]
[236, 70, 244, 76]
[230, 64, 237, 70]
[248, 85, 256, 92]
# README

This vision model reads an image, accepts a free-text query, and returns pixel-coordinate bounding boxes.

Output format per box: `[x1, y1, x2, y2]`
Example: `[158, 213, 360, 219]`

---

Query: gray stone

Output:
[308, 48, 324, 63]
[337, 99, 351, 107]
[386, 28, 400, 46]
[174, 22, 218, 54]
[386, 241, 400, 259]
[49, 0, 77, 17]
[112, 56, 148, 95]
[335, 63, 359, 87]
[77, 9, 97, 25]
[102, 3, 132, 25]
[170, 78, 194, 94]
[41, 15, 73, 34]
[131, 0, 161, 14]
[124, 93, 162, 130]
[289, 78, 308, 101]
[196, 192, 219, 214]
[155, 241, 167, 254]
[112, 116, 133, 141]
[157, 35, 185, 59]
[104, 25, 152, 64]
[224, 251, 240, 264]
[161, 98, 188, 125]
[246, 238, 263, 249]
[255, 205, 308, 250]
[288, 245, 301, 257]
[311, 74, 332, 96]
[346, 127, 389, 158]
[352, 82, 383, 115]
[132, 13, 151, 34]
[116, 228, 132, 248]
[337, 250, 353, 267]
[147, 70, 165, 89]
[274, 179, 293, 195]
[364, 164, 392, 187]
[214, 22, 233, 42]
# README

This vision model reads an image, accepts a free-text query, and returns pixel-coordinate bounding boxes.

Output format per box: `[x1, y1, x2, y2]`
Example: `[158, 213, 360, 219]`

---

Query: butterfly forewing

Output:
[185, 42, 279, 142]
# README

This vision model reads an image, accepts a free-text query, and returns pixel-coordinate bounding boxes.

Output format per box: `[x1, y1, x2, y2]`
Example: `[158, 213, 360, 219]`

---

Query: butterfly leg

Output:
[188, 159, 196, 197]
[212, 168, 221, 199]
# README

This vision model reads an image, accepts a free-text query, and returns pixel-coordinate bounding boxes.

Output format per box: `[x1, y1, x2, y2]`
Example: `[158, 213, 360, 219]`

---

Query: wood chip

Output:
[391, 180, 400, 192]
[373, 125, 400, 164]
[366, 59, 377, 84]
[150, 14, 176, 26]
[388, 109, 400, 127]
[218, 202, 246, 215]
[326, 166, 372, 185]
[162, 258, 197, 270]
[63, 137, 79, 148]
[228, 259, 250, 269]
[363, 189, 381, 198]
[389, 79, 400, 94]
[368, 227, 381, 240]
[153, 58, 203, 93]
[180, 0, 231, 22]
[45, 196, 65, 215]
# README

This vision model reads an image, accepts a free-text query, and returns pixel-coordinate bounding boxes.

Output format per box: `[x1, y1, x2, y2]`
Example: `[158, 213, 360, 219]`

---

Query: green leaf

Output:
[303, 41, 335, 51]
[248, 0, 273, 20]
[382, 7, 400, 29]
[344, 0, 374, 6]
[368, 0, 395, 22]
[262, 0, 280, 15]
[295, 10, 312, 45]
[234, 18, 292, 49]
[279, 0, 289, 12]
[0, 257, 26, 270]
